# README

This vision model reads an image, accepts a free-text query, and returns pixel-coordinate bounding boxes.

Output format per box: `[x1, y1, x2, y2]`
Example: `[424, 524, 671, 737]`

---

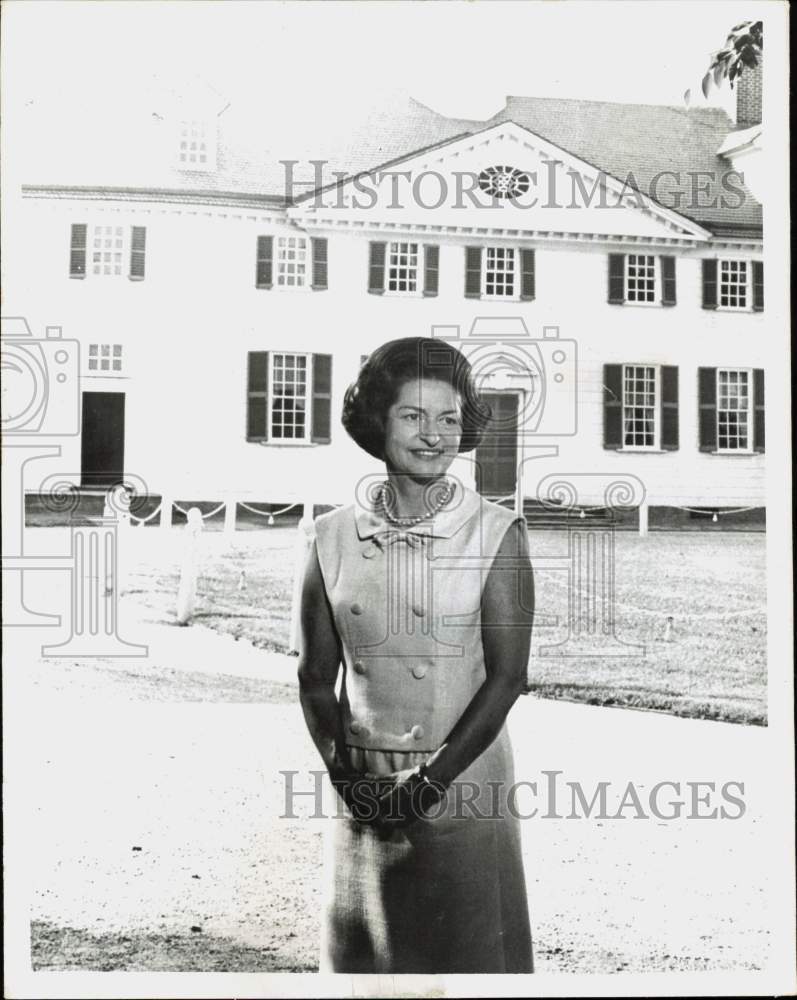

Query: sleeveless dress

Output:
[312, 477, 534, 974]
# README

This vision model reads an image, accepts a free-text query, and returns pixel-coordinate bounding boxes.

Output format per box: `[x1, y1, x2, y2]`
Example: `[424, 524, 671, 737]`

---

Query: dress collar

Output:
[354, 475, 481, 541]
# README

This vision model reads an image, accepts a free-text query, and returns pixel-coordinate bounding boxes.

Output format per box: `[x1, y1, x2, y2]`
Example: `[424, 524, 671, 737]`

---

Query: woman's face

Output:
[383, 378, 463, 481]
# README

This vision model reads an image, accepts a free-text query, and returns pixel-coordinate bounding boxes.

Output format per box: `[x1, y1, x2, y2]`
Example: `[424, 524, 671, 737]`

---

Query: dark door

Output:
[474, 392, 519, 496]
[81, 392, 125, 488]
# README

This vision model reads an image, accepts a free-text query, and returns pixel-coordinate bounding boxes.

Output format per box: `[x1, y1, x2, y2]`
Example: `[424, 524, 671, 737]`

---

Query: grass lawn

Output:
[120, 524, 767, 726]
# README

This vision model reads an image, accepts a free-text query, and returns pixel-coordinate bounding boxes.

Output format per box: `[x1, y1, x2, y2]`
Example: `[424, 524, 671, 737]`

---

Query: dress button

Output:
[353, 660, 367, 675]
[412, 604, 426, 618]
[361, 547, 376, 559]
[410, 724, 424, 740]
[411, 664, 427, 679]
[349, 721, 362, 735]
[350, 602, 363, 615]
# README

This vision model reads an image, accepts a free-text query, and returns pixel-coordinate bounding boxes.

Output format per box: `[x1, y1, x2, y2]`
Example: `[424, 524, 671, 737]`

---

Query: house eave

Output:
[21, 184, 288, 210]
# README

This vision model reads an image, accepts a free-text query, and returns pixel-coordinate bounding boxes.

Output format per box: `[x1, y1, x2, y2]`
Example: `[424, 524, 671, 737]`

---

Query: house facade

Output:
[5, 72, 766, 518]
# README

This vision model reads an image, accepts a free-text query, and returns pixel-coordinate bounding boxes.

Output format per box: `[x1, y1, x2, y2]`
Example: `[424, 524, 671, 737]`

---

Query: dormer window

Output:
[178, 119, 216, 171]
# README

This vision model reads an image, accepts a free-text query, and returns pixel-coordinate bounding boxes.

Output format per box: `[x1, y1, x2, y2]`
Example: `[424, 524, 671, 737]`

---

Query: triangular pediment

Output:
[289, 121, 710, 243]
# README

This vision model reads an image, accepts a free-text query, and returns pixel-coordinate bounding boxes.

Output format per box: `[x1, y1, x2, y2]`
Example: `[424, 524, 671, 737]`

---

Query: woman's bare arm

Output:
[296, 540, 351, 782]
[423, 518, 534, 789]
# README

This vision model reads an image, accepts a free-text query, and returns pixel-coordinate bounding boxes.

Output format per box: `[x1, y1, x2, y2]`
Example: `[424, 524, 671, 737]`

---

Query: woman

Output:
[297, 336, 534, 974]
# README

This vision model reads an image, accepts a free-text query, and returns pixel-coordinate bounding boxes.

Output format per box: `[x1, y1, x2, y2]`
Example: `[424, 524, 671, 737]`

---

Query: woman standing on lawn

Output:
[297, 336, 534, 974]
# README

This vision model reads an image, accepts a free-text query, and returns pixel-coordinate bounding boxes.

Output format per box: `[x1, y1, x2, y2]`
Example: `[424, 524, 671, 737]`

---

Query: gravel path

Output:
[5, 596, 772, 974]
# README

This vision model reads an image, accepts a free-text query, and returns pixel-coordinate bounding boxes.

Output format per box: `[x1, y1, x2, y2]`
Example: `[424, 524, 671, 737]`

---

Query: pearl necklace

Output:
[378, 479, 455, 527]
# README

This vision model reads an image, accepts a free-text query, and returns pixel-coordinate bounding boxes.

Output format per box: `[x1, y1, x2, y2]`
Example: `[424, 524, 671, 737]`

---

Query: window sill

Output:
[253, 438, 323, 448]
[710, 449, 757, 456]
[613, 447, 669, 454]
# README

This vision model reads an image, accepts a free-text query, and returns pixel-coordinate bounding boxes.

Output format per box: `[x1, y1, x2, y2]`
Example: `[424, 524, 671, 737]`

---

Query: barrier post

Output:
[159, 494, 173, 532]
[224, 495, 237, 536]
[638, 500, 649, 537]
[176, 507, 203, 625]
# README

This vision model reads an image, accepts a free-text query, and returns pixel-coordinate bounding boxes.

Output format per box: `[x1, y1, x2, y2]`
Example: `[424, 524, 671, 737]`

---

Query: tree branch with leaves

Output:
[702, 20, 763, 96]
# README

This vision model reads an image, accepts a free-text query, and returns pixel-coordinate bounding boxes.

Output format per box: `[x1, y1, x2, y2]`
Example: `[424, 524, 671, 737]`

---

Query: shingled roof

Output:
[20, 91, 761, 235]
[486, 96, 761, 233]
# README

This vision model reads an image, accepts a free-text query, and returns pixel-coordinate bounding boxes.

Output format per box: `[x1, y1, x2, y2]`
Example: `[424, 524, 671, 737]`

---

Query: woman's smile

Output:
[383, 378, 463, 481]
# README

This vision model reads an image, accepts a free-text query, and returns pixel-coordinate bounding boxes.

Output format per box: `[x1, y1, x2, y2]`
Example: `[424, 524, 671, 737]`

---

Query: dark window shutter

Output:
[702, 259, 718, 309]
[753, 368, 765, 452]
[423, 244, 439, 297]
[311, 237, 328, 290]
[698, 367, 717, 452]
[368, 241, 386, 294]
[660, 255, 676, 306]
[256, 236, 273, 289]
[752, 261, 764, 311]
[603, 364, 623, 449]
[129, 226, 146, 280]
[246, 352, 269, 441]
[70, 223, 87, 278]
[608, 254, 625, 304]
[520, 248, 536, 300]
[660, 365, 679, 450]
[465, 246, 482, 298]
[311, 354, 332, 444]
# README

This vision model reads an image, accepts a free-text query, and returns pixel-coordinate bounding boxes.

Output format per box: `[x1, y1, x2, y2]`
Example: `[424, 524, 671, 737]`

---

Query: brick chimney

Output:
[736, 54, 762, 127]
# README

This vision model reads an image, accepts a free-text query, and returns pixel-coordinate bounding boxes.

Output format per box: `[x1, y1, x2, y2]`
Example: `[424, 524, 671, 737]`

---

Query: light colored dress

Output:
[313, 478, 533, 974]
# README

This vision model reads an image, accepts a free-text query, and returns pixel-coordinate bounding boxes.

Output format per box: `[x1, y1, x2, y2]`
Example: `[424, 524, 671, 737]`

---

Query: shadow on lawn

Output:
[31, 920, 316, 972]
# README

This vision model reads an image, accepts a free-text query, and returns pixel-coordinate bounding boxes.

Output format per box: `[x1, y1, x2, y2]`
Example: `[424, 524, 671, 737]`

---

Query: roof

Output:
[17, 91, 761, 235]
[486, 96, 761, 231]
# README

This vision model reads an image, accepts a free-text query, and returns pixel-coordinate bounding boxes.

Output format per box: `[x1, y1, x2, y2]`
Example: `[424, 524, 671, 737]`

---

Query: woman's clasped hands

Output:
[331, 767, 447, 830]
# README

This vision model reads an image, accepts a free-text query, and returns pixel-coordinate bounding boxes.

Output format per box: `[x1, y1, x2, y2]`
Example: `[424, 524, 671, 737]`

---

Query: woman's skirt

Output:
[318, 725, 533, 974]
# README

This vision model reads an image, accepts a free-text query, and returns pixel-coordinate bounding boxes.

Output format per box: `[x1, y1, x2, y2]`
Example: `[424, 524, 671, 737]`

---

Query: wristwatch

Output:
[415, 761, 447, 791]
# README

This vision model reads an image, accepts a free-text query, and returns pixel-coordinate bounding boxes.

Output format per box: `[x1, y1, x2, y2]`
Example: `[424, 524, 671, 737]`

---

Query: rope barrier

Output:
[173, 500, 227, 520]
[128, 502, 164, 525]
[669, 504, 762, 516]
[238, 500, 300, 518]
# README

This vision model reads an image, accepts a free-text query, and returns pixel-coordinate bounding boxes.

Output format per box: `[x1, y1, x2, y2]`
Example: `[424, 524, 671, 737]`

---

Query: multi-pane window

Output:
[719, 260, 748, 309]
[387, 242, 419, 292]
[484, 247, 516, 297]
[717, 369, 751, 451]
[178, 120, 215, 169]
[271, 353, 308, 439]
[625, 254, 656, 303]
[622, 365, 657, 448]
[91, 226, 125, 276]
[87, 344, 123, 373]
[276, 237, 308, 287]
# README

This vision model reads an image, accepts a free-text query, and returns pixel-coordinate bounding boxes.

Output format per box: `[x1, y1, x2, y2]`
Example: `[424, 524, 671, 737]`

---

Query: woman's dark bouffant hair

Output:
[342, 337, 492, 460]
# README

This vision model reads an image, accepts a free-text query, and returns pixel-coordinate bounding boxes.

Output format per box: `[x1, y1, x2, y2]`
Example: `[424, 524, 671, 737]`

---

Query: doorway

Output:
[474, 392, 519, 496]
[80, 391, 125, 488]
